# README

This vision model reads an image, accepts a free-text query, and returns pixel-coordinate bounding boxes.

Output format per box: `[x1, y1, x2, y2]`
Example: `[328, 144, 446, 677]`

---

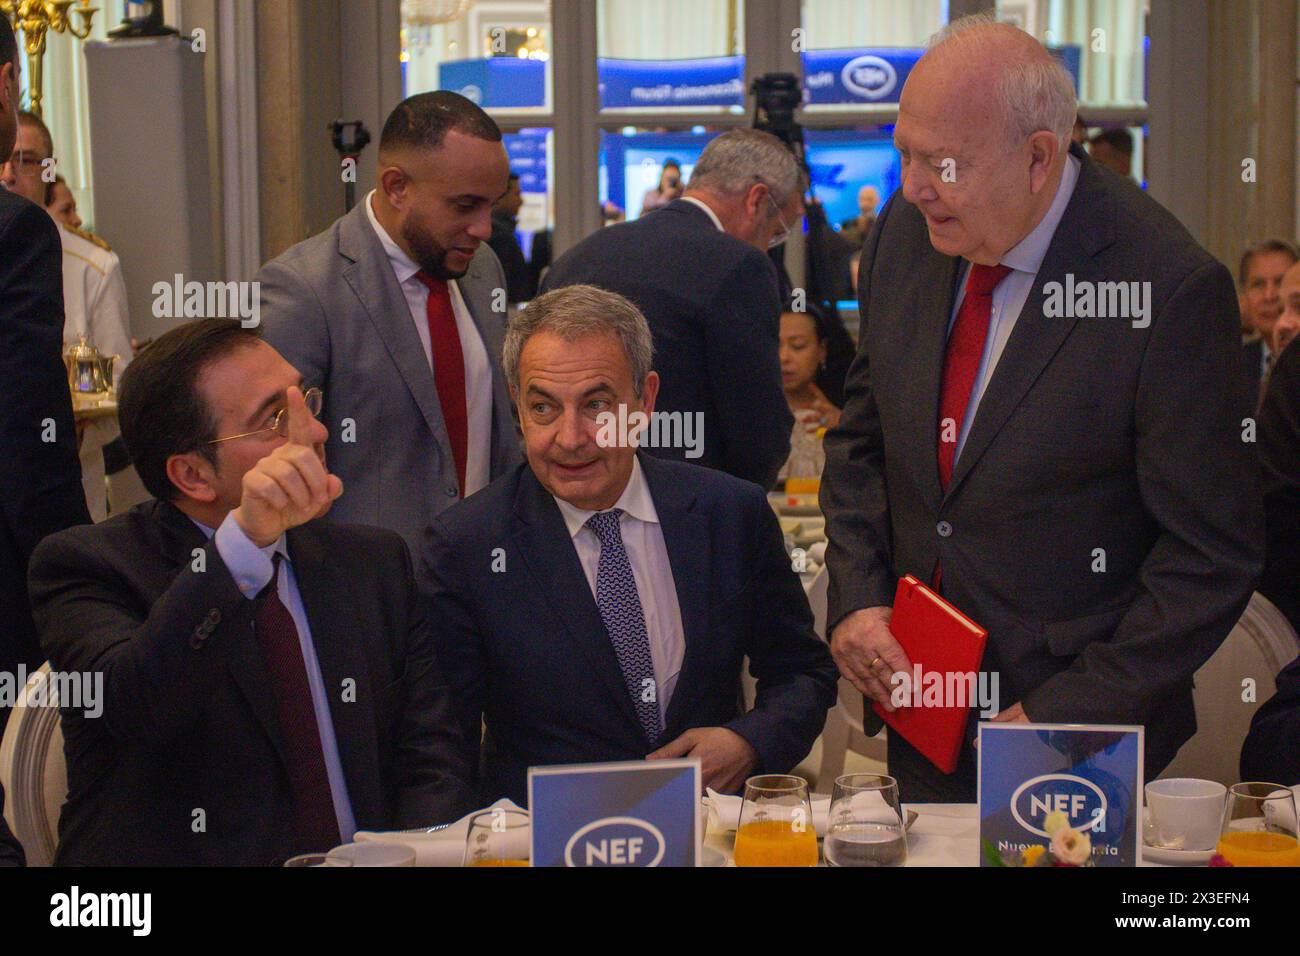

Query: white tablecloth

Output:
[705, 802, 980, 867]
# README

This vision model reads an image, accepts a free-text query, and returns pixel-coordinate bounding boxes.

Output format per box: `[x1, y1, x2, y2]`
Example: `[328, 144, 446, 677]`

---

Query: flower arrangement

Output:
[982, 811, 1095, 867]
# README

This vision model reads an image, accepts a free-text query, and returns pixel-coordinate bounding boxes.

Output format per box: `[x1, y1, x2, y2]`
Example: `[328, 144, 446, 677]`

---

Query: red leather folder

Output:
[870, 574, 988, 774]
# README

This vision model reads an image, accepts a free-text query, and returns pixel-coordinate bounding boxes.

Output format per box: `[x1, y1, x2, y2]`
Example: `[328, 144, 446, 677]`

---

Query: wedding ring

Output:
[869, 656, 883, 670]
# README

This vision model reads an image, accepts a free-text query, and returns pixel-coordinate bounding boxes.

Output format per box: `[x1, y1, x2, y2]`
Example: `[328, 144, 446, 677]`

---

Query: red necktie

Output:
[254, 555, 340, 853]
[932, 263, 1012, 593]
[937, 263, 1012, 491]
[416, 271, 468, 497]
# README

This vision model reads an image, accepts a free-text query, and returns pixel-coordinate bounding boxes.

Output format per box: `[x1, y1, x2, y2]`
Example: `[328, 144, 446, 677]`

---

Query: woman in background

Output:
[640, 158, 683, 214]
[780, 303, 842, 430]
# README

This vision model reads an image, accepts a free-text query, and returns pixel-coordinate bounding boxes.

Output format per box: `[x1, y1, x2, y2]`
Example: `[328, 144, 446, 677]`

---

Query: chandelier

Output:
[401, 0, 475, 28]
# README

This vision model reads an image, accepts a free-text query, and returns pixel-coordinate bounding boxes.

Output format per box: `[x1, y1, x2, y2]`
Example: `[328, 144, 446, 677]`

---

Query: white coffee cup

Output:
[326, 841, 417, 867]
[1144, 778, 1227, 851]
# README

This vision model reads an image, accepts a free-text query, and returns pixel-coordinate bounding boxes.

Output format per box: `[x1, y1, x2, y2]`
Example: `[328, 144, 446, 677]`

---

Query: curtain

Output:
[16, 0, 127, 230]
[800, 0, 946, 50]
[598, 0, 735, 59]
[1046, 0, 1147, 106]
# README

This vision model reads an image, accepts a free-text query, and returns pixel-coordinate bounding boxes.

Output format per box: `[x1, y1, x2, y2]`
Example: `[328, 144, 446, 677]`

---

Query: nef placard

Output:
[978, 723, 1143, 866]
[529, 759, 701, 867]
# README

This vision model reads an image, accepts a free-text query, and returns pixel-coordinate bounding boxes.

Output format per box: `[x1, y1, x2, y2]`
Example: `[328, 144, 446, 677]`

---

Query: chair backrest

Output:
[1159, 593, 1300, 787]
[0, 663, 67, 867]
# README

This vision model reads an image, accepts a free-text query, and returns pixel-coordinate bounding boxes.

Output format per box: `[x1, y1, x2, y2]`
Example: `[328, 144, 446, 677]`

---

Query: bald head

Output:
[894, 14, 1076, 264]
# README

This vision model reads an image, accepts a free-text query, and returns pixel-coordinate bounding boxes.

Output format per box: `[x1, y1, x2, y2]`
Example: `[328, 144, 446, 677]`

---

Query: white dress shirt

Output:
[551, 458, 686, 724]
[948, 153, 1081, 464]
[201, 513, 357, 842]
[364, 189, 492, 496]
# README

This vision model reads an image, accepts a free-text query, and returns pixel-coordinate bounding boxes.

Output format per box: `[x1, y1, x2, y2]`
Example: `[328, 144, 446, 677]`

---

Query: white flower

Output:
[1050, 826, 1092, 865]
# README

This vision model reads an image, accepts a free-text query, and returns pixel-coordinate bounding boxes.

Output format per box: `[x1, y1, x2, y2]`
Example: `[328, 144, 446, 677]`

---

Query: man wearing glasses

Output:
[541, 128, 803, 491]
[29, 319, 476, 865]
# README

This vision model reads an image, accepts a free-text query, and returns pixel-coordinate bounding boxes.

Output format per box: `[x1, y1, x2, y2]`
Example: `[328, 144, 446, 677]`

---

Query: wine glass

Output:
[733, 774, 818, 867]
[463, 808, 531, 867]
[825, 773, 908, 867]
[1215, 782, 1300, 866]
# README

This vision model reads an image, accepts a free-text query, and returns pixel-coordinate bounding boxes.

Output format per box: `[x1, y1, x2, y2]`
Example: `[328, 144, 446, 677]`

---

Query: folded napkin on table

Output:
[354, 798, 525, 867]
[705, 788, 831, 836]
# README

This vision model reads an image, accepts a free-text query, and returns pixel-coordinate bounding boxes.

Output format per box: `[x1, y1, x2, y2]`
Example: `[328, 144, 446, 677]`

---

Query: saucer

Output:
[1141, 809, 1215, 866]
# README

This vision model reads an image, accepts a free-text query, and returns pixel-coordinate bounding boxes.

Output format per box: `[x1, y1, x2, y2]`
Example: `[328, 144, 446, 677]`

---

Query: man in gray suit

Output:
[821, 16, 1263, 801]
[258, 92, 520, 580]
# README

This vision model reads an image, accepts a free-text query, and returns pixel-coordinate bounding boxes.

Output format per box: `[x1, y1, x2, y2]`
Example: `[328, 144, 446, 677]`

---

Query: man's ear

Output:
[1027, 131, 1060, 194]
[378, 163, 410, 208]
[639, 370, 660, 418]
[0, 62, 14, 113]
[165, 452, 221, 505]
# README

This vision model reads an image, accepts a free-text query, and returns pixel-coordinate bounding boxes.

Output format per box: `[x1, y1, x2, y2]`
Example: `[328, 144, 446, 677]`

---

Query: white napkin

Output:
[354, 798, 526, 867]
[1262, 785, 1300, 834]
[705, 788, 831, 836]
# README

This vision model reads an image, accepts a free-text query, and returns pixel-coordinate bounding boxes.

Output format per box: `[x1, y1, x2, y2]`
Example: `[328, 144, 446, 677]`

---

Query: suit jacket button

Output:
[937, 520, 953, 538]
[206, 609, 222, 626]
[189, 630, 206, 649]
[445, 485, 458, 497]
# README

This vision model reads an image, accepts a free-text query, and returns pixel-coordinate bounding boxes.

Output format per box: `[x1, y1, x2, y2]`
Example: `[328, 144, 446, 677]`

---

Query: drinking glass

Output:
[1215, 782, 1300, 866]
[825, 773, 908, 867]
[733, 774, 818, 867]
[464, 808, 531, 867]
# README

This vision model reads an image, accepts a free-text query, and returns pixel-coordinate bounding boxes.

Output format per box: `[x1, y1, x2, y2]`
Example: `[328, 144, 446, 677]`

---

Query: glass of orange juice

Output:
[1215, 782, 1300, 867]
[464, 808, 531, 867]
[733, 774, 818, 867]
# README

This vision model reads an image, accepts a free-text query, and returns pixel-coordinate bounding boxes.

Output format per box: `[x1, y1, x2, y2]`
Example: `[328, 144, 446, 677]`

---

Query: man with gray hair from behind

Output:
[424, 284, 838, 807]
[541, 128, 804, 491]
[821, 14, 1262, 802]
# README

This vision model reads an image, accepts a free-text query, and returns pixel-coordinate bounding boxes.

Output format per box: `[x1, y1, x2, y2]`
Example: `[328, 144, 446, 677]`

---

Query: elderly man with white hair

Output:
[821, 15, 1262, 801]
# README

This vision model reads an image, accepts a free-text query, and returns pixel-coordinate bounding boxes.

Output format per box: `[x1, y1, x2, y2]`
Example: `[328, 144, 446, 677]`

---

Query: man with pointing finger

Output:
[30, 319, 475, 865]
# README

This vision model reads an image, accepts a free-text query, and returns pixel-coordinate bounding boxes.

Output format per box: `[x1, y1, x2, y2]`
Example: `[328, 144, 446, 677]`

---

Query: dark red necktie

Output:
[416, 271, 468, 497]
[937, 263, 1013, 491]
[932, 262, 1012, 592]
[255, 554, 340, 853]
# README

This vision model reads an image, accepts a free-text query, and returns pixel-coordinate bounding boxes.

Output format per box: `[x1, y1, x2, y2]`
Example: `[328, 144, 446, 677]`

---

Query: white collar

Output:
[999, 153, 1081, 276]
[680, 195, 725, 232]
[365, 188, 423, 285]
[552, 457, 660, 539]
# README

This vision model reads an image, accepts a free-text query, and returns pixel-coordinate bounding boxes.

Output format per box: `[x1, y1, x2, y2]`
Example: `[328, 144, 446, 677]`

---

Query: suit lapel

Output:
[510, 469, 644, 735]
[455, 255, 517, 476]
[642, 458, 710, 739]
[899, 253, 963, 509]
[151, 502, 294, 772]
[285, 524, 382, 816]
[337, 201, 454, 454]
[947, 150, 1116, 495]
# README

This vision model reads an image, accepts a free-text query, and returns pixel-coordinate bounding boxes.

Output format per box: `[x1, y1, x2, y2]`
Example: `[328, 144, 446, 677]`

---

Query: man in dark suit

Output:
[259, 92, 521, 591]
[1257, 277, 1300, 635]
[29, 320, 474, 865]
[0, 17, 91, 734]
[541, 129, 803, 490]
[1237, 239, 1298, 405]
[821, 17, 1263, 801]
[1240, 656, 1300, 787]
[488, 172, 537, 304]
[426, 285, 838, 806]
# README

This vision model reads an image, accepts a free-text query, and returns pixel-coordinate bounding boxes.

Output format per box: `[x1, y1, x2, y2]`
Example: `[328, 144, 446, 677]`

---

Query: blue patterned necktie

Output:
[586, 509, 661, 746]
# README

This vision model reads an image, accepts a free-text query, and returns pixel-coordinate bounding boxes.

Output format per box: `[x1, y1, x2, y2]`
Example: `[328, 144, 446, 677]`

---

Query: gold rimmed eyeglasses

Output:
[206, 387, 323, 445]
